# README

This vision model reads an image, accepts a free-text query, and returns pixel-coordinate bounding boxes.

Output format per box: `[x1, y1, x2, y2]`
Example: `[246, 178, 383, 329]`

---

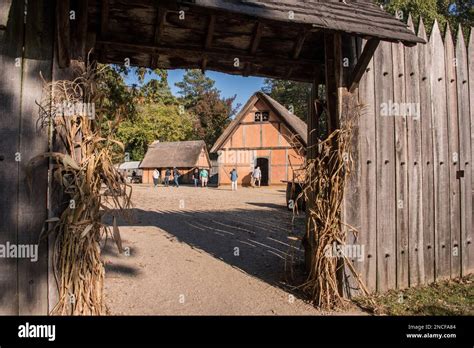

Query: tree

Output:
[261, 79, 311, 122]
[175, 70, 238, 148]
[175, 69, 216, 108]
[377, 0, 473, 36]
[117, 103, 196, 160]
[192, 90, 236, 148]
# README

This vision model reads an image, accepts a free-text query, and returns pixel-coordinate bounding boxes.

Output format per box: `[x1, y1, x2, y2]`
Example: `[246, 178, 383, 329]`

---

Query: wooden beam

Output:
[204, 14, 216, 49]
[249, 22, 264, 55]
[56, 0, 71, 68]
[151, 7, 167, 68]
[100, 0, 109, 39]
[292, 29, 310, 59]
[201, 55, 208, 73]
[96, 39, 322, 68]
[71, 0, 88, 60]
[348, 38, 380, 92]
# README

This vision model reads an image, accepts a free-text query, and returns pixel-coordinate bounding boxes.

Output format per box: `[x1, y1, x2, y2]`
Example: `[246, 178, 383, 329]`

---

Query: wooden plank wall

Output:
[0, 0, 54, 314]
[350, 20, 474, 293]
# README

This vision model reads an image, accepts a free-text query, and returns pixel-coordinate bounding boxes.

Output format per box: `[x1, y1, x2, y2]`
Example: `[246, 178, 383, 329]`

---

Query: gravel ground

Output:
[102, 184, 360, 315]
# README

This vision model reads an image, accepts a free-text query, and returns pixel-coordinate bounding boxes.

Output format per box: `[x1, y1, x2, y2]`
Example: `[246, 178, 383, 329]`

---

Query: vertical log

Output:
[418, 18, 435, 284]
[17, 0, 54, 315]
[456, 26, 473, 276]
[392, 39, 409, 289]
[468, 28, 474, 274]
[374, 41, 396, 292]
[357, 40, 377, 292]
[445, 24, 461, 278]
[405, 16, 423, 287]
[0, 0, 24, 314]
[431, 20, 451, 280]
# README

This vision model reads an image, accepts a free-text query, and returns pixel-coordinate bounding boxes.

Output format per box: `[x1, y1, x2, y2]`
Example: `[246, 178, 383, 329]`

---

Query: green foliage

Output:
[117, 103, 196, 160]
[175, 70, 237, 148]
[377, 0, 473, 36]
[261, 79, 311, 121]
[175, 69, 216, 109]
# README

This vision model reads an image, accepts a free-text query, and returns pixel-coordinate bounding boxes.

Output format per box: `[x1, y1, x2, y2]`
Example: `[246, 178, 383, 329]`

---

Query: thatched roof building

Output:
[139, 140, 211, 184]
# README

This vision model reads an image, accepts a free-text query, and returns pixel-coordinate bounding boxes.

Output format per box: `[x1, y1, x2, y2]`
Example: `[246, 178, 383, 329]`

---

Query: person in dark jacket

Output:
[164, 168, 171, 187]
[173, 167, 180, 187]
[192, 168, 199, 187]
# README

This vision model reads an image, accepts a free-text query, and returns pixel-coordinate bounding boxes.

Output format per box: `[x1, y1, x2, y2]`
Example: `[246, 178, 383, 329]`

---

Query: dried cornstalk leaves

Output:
[31, 62, 131, 315]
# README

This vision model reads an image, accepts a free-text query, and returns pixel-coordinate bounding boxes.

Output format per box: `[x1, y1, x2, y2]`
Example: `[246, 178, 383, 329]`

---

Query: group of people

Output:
[151, 166, 261, 190]
[192, 168, 210, 188]
[152, 167, 181, 187]
[227, 166, 262, 191]
[152, 167, 210, 188]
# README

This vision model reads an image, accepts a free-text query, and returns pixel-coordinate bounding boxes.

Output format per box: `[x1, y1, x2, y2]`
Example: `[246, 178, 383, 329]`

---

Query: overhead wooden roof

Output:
[88, 0, 423, 82]
[210, 91, 307, 153]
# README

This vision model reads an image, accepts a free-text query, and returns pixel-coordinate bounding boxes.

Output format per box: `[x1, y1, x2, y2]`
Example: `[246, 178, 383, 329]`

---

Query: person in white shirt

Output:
[152, 168, 160, 188]
[253, 166, 262, 187]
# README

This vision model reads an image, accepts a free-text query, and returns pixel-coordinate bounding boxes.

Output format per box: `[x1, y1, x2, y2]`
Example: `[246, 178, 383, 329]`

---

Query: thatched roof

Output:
[89, 0, 424, 82]
[211, 91, 307, 153]
[139, 140, 210, 168]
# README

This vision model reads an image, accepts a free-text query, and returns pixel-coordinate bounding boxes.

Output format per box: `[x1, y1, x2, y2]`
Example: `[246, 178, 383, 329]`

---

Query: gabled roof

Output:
[139, 140, 210, 169]
[186, 0, 424, 46]
[210, 91, 307, 153]
[117, 161, 141, 170]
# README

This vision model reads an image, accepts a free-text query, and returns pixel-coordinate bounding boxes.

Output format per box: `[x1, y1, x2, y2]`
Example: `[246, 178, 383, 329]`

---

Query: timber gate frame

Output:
[2, 0, 465, 315]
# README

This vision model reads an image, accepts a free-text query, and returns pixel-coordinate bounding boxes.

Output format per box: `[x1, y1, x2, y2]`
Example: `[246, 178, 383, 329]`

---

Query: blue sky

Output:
[126, 69, 265, 111]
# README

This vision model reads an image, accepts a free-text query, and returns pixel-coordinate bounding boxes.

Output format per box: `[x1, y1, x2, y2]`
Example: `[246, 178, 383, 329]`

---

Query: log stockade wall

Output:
[345, 19, 474, 294]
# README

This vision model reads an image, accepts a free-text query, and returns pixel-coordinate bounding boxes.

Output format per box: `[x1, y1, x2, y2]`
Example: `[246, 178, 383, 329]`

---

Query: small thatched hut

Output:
[139, 140, 211, 185]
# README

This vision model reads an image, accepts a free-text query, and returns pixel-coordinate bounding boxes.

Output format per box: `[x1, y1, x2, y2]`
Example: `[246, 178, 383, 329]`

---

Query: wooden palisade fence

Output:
[345, 16, 474, 293]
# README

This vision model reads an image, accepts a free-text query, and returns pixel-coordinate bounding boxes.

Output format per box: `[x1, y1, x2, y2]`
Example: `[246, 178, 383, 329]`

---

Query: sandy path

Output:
[102, 185, 353, 315]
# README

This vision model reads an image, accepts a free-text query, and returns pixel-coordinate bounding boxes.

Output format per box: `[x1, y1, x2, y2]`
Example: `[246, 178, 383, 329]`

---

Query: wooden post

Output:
[418, 18, 435, 284]
[430, 21, 451, 281]
[304, 73, 320, 272]
[357, 39, 377, 292]
[0, 0, 24, 314]
[17, 0, 55, 315]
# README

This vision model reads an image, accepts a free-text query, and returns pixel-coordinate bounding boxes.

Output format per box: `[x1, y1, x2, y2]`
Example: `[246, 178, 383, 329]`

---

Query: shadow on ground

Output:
[102, 204, 308, 298]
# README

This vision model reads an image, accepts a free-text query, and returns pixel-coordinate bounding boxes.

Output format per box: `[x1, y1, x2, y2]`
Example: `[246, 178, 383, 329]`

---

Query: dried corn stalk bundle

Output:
[294, 102, 370, 309]
[31, 61, 131, 315]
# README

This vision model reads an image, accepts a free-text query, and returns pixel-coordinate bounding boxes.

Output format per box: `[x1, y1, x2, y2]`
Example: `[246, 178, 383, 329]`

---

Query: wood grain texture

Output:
[392, 40, 409, 289]
[17, 0, 54, 315]
[0, 0, 23, 314]
[374, 41, 396, 292]
[430, 21, 451, 280]
[418, 19, 435, 284]
[405, 16, 423, 287]
[456, 27, 473, 276]
[444, 25, 461, 278]
[469, 28, 474, 274]
[357, 41, 377, 292]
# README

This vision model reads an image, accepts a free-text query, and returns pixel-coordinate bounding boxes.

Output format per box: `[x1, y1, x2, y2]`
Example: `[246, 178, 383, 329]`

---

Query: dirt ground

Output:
[102, 184, 358, 315]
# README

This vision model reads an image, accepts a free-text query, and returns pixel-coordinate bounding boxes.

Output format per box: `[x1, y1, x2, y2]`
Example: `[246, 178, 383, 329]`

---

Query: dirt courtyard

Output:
[102, 185, 328, 315]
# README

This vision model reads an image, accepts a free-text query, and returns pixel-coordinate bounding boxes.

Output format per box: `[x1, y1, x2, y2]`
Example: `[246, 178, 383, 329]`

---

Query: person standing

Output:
[230, 168, 238, 191]
[192, 168, 200, 187]
[164, 168, 171, 187]
[200, 168, 209, 188]
[152, 168, 160, 188]
[253, 166, 262, 187]
[173, 167, 180, 187]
